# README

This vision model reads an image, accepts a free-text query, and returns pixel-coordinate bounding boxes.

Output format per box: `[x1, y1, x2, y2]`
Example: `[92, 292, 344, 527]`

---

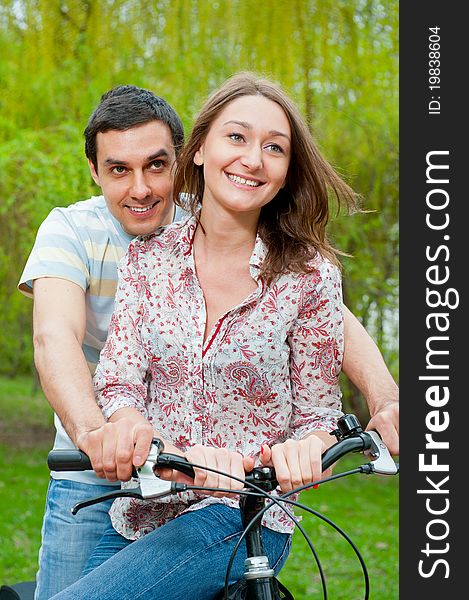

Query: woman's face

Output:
[194, 95, 291, 216]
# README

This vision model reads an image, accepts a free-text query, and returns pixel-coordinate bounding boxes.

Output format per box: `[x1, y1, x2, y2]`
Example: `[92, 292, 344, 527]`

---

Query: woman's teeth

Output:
[227, 174, 261, 187]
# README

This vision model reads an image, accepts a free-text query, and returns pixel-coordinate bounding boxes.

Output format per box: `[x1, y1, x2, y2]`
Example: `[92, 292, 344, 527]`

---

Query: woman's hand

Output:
[259, 432, 332, 493]
[181, 445, 255, 498]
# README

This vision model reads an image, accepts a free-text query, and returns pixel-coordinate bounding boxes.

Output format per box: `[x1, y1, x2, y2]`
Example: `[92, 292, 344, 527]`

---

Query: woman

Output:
[51, 72, 359, 599]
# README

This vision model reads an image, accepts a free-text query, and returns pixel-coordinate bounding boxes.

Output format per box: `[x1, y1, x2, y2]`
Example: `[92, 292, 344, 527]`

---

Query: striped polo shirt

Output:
[18, 195, 186, 484]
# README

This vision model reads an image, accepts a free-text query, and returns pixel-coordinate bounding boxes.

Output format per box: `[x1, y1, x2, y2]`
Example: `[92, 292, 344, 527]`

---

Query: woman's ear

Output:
[194, 146, 204, 166]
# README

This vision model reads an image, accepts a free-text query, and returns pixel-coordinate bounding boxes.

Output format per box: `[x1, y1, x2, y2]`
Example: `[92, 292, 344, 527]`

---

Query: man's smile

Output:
[125, 200, 160, 214]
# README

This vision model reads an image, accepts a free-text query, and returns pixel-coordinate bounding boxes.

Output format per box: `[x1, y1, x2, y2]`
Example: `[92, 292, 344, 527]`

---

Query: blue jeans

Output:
[50, 504, 292, 600]
[34, 478, 118, 600]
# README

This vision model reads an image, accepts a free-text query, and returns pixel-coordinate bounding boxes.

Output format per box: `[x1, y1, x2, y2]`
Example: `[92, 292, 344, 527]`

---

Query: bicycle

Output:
[41, 414, 398, 600]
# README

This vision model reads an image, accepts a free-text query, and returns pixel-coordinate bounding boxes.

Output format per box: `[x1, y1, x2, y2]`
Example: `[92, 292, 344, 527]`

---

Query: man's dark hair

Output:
[84, 85, 184, 171]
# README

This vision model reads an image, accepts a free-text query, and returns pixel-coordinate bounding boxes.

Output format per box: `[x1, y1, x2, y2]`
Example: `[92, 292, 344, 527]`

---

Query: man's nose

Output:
[130, 172, 151, 199]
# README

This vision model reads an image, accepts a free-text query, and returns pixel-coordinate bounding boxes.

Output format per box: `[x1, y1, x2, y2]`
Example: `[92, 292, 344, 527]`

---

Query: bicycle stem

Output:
[240, 479, 277, 600]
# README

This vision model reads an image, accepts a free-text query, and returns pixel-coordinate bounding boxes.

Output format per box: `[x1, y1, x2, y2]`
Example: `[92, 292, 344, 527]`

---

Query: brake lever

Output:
[71, 487, 143, 515]
[137, 440, 176, 498]
[364, 430, 399, 475]
[71, 439, 177, 515]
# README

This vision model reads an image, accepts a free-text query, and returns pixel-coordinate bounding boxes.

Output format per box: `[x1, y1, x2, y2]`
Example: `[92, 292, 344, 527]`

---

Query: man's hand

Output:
[76, 410, 154, 482]
[366, 401, 399, 456]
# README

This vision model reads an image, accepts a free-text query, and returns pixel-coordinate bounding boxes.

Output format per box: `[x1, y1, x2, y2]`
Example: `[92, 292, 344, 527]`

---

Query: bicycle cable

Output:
[169, 460, 368, 600]
[223, 466, 371, 600]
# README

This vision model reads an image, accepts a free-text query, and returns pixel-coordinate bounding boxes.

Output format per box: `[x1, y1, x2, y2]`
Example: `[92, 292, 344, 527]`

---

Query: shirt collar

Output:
[249, 234, 267, 270]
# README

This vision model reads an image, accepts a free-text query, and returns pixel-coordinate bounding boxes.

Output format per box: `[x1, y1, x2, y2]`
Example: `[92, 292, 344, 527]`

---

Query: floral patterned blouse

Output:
[94, 216, 344, 540]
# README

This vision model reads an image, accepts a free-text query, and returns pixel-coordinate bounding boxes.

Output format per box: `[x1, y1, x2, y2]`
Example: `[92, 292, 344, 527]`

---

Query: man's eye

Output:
[148, 159, 166, 171]
[112, 166, 127, 174]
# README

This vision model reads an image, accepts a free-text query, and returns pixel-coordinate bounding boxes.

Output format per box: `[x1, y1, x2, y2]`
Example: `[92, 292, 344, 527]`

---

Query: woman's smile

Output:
[225, 172, 265, 188]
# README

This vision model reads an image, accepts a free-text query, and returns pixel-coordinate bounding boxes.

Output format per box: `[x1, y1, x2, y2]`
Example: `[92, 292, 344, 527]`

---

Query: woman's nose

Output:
[241, 145, 263, 170]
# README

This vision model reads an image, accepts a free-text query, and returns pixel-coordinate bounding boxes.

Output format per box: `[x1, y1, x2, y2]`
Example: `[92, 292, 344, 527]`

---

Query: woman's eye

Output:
[265, 143, 283, 154]
[228, 133, 245, 142]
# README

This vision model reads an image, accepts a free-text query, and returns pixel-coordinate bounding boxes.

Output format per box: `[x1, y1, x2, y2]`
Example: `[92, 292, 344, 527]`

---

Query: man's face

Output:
[89, 121, 176, 236]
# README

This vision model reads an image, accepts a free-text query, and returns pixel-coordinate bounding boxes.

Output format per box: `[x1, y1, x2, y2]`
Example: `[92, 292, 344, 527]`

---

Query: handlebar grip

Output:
[321, 436, 368, 471]
[47, 449, 93, 471]
[156, 452, 196, 479]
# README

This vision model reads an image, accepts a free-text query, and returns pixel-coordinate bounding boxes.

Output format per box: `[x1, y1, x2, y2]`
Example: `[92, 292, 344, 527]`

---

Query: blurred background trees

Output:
[0, 0, 398, 418]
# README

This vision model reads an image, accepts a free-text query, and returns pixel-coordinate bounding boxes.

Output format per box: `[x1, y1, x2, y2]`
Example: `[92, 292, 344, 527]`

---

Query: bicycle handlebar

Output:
[47, 448, 280, 488]
[47, 414, 398, 482]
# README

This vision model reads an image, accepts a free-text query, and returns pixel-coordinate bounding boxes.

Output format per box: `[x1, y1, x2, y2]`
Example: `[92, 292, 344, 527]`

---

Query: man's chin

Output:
[124, 222, 157, 237]
[124, 215, 173, 237]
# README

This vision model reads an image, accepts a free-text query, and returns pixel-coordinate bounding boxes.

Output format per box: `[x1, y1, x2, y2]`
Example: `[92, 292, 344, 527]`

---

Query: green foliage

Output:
[0, 125, 96, 374]
[0, 0, 398, 395]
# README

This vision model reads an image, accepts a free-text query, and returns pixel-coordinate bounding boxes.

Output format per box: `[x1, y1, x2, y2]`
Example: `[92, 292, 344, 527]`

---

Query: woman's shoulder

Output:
[293, 252, 342, 286]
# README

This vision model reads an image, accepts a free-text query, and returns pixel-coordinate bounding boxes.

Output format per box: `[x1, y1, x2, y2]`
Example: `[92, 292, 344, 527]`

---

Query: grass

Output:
[0, 375, 54, 584]
[0, 375, 52, 429]
[0, 445, 50, 583]
[0, 376, 399, 597]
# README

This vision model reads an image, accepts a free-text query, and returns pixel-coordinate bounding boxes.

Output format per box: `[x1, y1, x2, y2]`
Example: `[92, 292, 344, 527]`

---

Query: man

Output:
[19, 85, 398, 599]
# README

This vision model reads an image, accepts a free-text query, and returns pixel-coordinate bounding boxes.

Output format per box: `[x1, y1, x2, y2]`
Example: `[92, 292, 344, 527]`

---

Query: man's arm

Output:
[33, 278, 105, 441]
[33, 278, 150, 479]
[342, 305, 399, 455]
